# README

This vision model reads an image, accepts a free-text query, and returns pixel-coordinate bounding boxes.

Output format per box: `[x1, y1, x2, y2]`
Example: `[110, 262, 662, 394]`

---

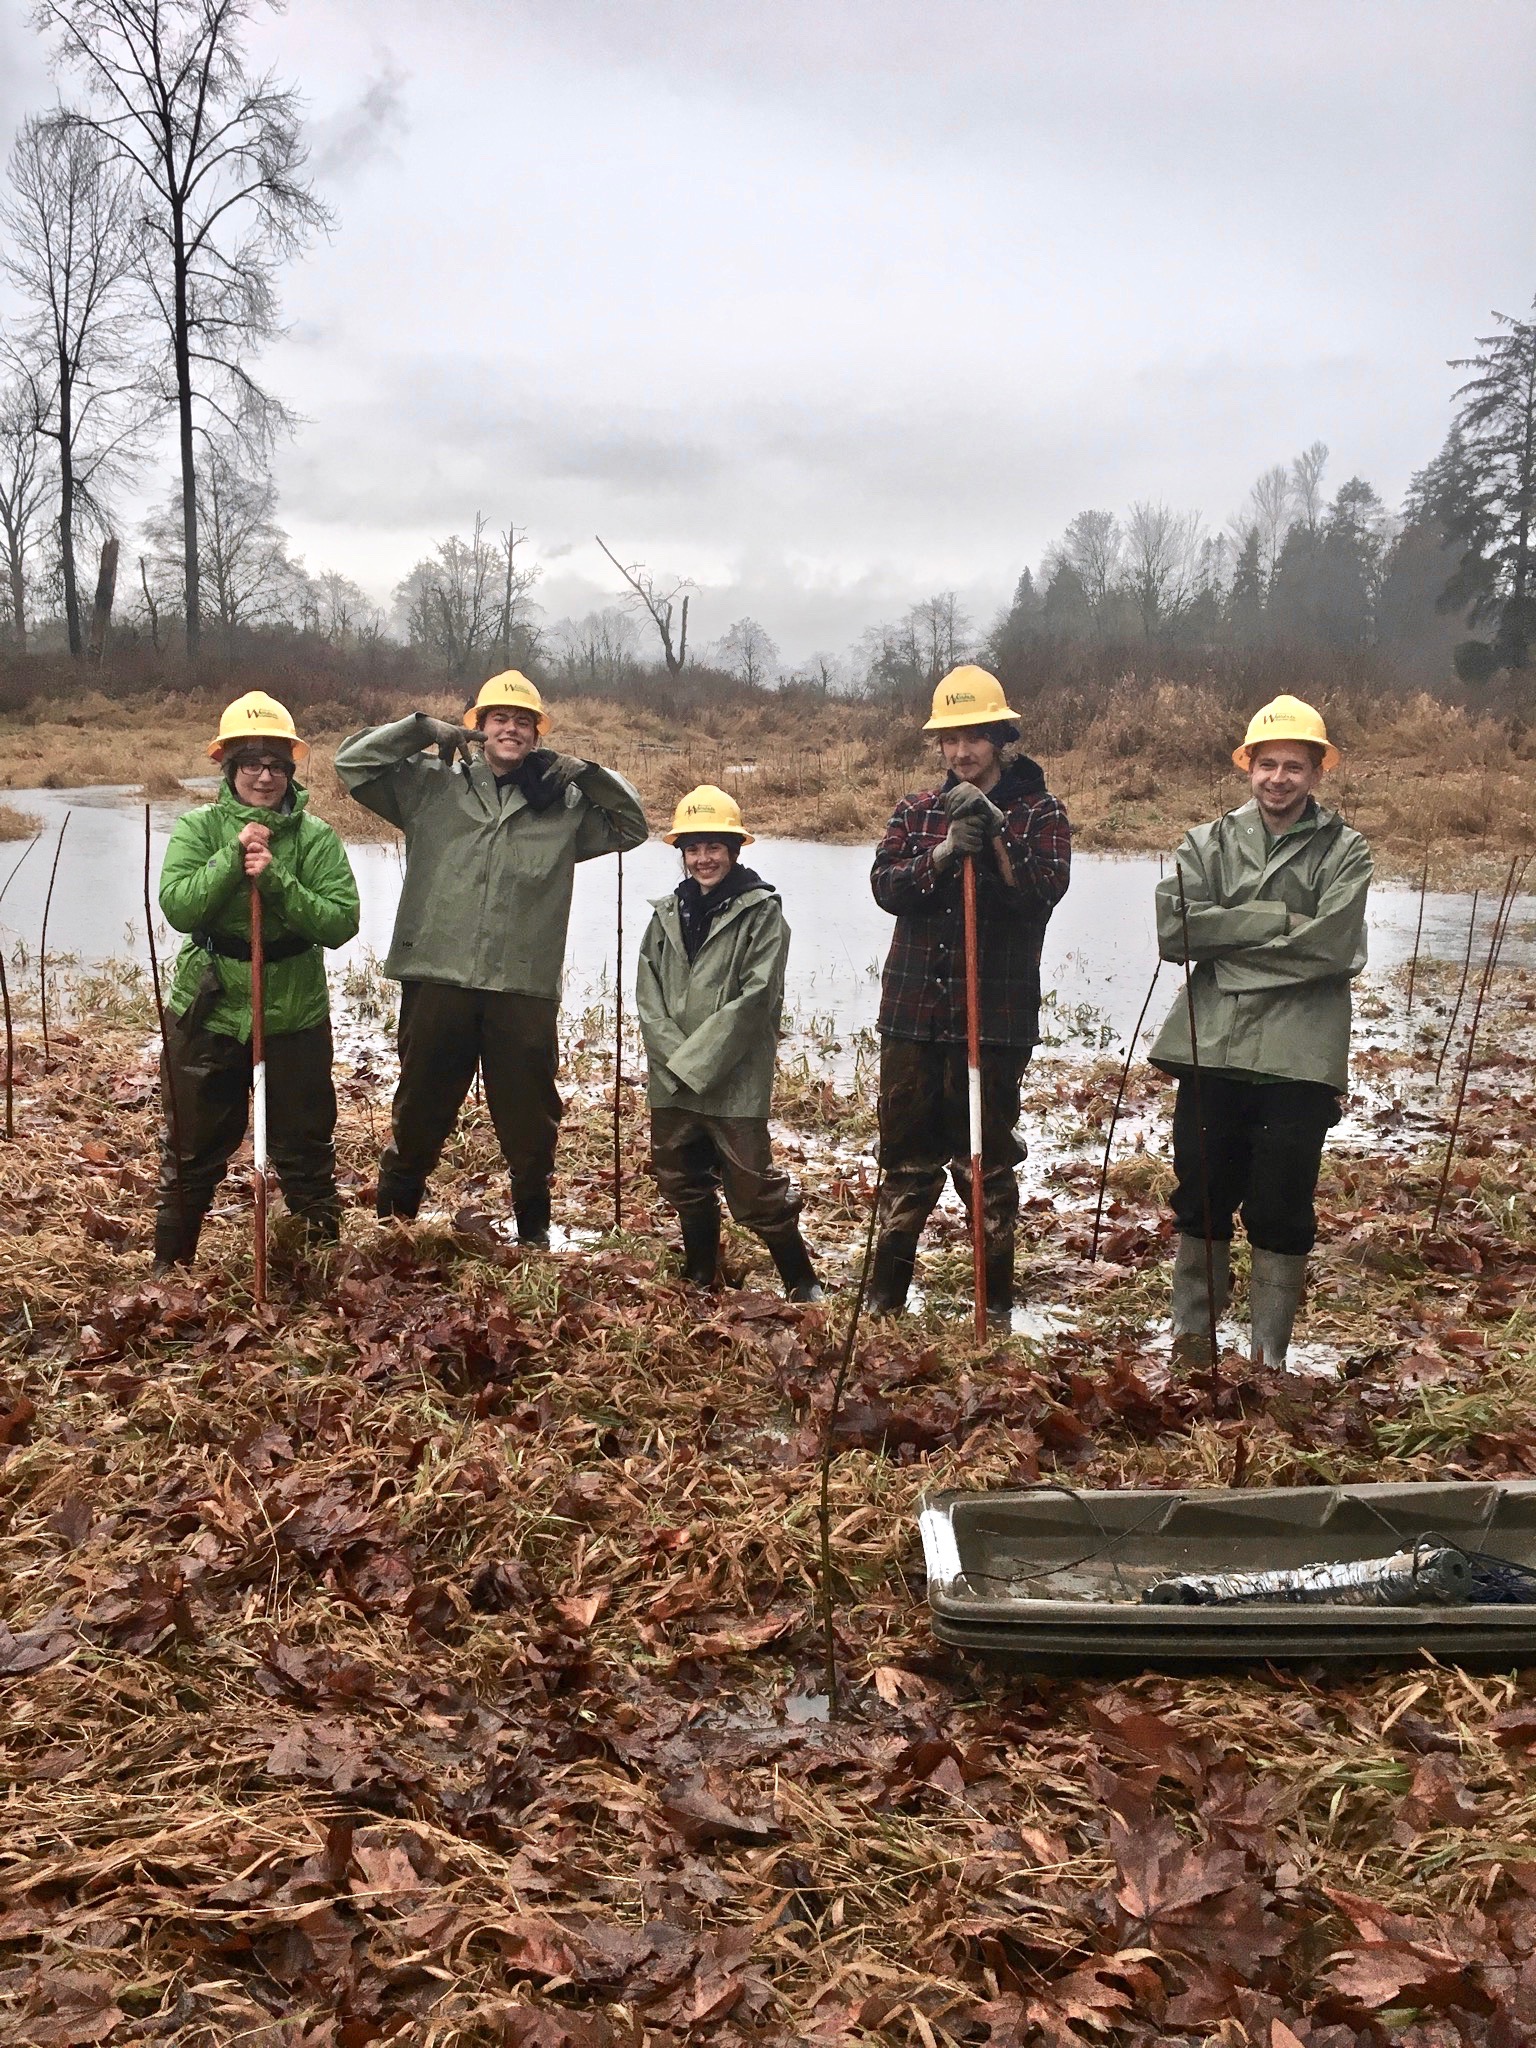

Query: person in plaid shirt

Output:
[867, 665, 1071, 1320]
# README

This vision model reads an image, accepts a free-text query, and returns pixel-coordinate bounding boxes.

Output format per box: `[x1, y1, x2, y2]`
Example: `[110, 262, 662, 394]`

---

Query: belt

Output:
[194, 929, 317, 963]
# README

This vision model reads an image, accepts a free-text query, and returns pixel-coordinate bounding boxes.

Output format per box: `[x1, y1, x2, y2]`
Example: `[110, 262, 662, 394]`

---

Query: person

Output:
[636, 786, 821, 1301]
[1149, 693, 1372, 1367]
[867, 665, 1072, 1320]
[154, 691, 361, 1270]
[335, 672, 648, 1240]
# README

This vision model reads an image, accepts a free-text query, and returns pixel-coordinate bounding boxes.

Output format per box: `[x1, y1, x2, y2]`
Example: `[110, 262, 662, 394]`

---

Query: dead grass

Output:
[4, 683, 1535, 882]
[0, 800, 41, 841]
[2, 952, 1536, 2041]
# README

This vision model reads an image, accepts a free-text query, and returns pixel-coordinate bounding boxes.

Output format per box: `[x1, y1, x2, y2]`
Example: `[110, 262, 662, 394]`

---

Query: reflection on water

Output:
[1, 782, 1531, 1042]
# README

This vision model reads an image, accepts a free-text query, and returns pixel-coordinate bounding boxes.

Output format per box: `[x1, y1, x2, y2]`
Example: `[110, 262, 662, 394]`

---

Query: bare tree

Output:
[37, 0, 335, 655]
[1122, 501, 1207, 639]
[595, 535, 691, 673]
[496, 520, 541, 669]
[1, 112, 144, 654]
[394, 515, 539, 678]
[0, 382, 53, 650]
[309, 567, 382, 648]
[716, 616, 779, 688]
[552, 607, 639, 691]
[909, 591, 970, 683]
[142, 438, 307, 644]
[1057, 509, 1122, 624]
[1290, 441, 1329, 532]
[1237, 463, 1295, 586]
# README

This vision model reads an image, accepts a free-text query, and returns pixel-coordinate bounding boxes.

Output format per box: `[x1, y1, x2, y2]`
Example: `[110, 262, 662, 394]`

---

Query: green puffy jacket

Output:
[334, 714, 648, 998]
[159, 783, 361, 1042]
[636, 883, 788, 1118]
[1149, 798, 1372, 1090]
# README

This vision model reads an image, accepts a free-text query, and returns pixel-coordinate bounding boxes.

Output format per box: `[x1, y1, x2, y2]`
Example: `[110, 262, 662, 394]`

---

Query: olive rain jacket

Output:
[1149, 798, 1372, 1091]
[636, 880, 788, 1119]
[334, 714, 648, 999]
[159, 783, 361, 1042]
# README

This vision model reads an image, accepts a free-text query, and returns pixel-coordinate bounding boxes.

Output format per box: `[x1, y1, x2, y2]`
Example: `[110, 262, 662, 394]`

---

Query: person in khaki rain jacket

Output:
[1150, 694, 1372, 1367]
[155, 692, 361, 1270]
[636, 786, 822, 1301]
[335, 673, 647, 1242]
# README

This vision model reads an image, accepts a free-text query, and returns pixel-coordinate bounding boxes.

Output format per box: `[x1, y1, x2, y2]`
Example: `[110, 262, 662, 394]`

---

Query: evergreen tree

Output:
[1226, 526, 1266, 646]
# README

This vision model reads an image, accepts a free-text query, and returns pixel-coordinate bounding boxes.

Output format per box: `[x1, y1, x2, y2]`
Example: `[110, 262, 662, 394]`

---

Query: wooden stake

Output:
[1430, 856, 1523, 1233]
[1405, 842, 1430, 1019]
[144, 805, 187, 1253]
[613, 849, 624, 1232]
[39, 811, 70, 1072]
[818, 1163, 884, 1720]
[1090, 961, 1161, 1262]
[0, 936, 12, 1141]
[962, 853, 987, 1342]
[250, 880, 268, 1305]
[1175, 867, 1220, 1370]
[1434, 888, 1481, 1088]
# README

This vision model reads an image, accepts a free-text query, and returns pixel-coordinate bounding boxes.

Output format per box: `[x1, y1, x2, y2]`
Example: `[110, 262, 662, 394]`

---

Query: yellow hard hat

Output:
[207, 690, 308, 764]
[1232, 694, 1339, 772]
[664, 783, 754, 846]
[922, 664, 1020, 732]
[464, 670, 551, 735]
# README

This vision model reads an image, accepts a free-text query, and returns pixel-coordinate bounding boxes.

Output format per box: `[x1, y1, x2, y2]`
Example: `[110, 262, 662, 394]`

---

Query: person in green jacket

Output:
[335, 671, 648, 1242]
[1149, 694, 1372, 1367]
[636, 785, 822, 1301]
[154, 692, 361, 1269]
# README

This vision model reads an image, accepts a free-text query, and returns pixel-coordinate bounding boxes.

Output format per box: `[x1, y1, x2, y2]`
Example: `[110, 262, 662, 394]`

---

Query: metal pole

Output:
[1090, 961, 1161, 1262]
[39, 811, 70, 1073]
[1405, 842, 1430, 1019]
[250, 879, 268, 1305]
[613, 848, 624, 1232]
[962, 854, 986, 1342]
[1175, 868, 1220, 1369]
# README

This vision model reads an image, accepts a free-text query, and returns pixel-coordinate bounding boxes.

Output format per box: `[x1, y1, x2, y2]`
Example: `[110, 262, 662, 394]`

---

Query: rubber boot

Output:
[376, 1170, 423, 1221]
[763, 1226, 824, 1303]
[680, 1205, 721, 1288]
[293, 1204, 341, 1249]
[514, 1187, 551, 1249]
[152, 1203, 205, 1275]
[1170, 1233, 1232, 1365]
[1249, 1249, 1308, 1368]
[984, 1243, 1015, 1326]
[865, 1232, 918, 1315]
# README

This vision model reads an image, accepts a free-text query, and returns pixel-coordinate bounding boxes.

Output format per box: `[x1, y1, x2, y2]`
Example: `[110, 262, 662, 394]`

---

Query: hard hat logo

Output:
[923, 664, 1020, 732]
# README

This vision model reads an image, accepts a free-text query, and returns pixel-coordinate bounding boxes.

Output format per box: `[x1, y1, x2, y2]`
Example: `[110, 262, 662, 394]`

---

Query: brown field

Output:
[1, 680, 1533, 886]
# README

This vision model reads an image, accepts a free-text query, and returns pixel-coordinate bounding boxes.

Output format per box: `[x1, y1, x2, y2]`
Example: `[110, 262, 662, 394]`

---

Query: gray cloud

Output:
[310, 59, 409, 182]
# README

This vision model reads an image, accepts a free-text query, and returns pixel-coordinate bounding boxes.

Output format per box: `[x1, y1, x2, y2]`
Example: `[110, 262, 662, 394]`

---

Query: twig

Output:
[818, 1163, 884, 1720]
[39, 812, 70, 1072]
[0, 936, 12, 1140]
[0, 828, 42, 912]
[1430, 856, 1523, 1233]
[145, 805, 187, 1253]
[1434, 888, 1481, 1087]
[1090, 961, 1161, 1261]
[1175, 868, 1220, 1370]
[1404, 842, 1430, 1019]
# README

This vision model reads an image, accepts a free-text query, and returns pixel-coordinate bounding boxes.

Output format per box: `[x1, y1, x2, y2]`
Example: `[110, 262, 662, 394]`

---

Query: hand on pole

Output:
[238, 821, 272, 879]
[932, 813, 986, 870]
[941, 781, 1006, 835]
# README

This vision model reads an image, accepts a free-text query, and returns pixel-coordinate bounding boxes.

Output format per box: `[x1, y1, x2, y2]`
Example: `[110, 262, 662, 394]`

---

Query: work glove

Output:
[537, 751, 592, 792]
[942, 781, 1006, 835]
[417, 715, 481, 767]
[931, 813, 986, 870]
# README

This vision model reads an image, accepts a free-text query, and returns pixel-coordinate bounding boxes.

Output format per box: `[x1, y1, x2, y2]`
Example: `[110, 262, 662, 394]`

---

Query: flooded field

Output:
[3, 781, 1531, 1046]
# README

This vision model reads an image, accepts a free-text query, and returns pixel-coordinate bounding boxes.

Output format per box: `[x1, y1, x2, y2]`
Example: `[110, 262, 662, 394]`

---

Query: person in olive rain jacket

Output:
[154, 692, 360, 1269]
[1151, 694, 1371, 1368]
[636, 785, 822, 1301]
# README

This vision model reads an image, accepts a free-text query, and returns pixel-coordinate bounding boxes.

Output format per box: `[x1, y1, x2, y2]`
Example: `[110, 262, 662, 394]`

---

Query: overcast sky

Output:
[3, 0, 1534, 663]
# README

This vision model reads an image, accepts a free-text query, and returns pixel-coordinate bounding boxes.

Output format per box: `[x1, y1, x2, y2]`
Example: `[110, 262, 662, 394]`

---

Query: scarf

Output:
[676, 864, 766, 962]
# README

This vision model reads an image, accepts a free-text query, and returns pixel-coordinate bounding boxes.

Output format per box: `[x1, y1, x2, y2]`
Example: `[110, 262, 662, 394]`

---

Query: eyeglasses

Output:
[231, 755, 293, 778]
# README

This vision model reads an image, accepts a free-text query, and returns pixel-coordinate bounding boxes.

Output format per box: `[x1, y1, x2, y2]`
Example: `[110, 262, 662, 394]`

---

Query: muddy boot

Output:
[1249, 1249, 1308, 1368]
[763, 1226, 823, 1303]
[679, 1205, 721, 1288]
[293, 1203, 341, 1249]
[152, 1202, 205, 1275]
[1170, 1233, 1231, 1365]
[513, 1187, 551, 1249]
[865, 1232, 918, 1315]
[376, 1169, 423, 1221]
[984, 1242, 1015, 1325]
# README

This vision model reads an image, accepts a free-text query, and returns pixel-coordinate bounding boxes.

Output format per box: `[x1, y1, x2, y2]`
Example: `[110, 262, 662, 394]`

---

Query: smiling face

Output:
[682, 837, 738, 891]
[480, 705, 541, 774]
[228, 744, 294, 809]
[937, 725, 1003, 794]
[1247, 738, 1324, 831]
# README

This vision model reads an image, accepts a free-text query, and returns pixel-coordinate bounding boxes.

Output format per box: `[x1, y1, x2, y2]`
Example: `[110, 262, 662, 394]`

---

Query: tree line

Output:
[0, 3, 1532, 704]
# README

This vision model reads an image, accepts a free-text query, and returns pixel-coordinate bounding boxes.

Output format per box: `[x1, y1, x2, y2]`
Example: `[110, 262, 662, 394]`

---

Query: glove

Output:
[942, 781, 1006, 835]
[418, 716, 481, 767]
[538, 751, 591, 792]
[931, 814, 986, 870]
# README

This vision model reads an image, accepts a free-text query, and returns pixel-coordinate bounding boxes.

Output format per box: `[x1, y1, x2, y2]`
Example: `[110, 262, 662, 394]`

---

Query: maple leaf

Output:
[660, 1774, 781, 1845]
[1109, 1814, 1287, 1970]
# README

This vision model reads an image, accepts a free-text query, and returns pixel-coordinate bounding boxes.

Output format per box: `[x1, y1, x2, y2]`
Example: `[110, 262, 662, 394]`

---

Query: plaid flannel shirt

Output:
[871, 756, 1071, 1046]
